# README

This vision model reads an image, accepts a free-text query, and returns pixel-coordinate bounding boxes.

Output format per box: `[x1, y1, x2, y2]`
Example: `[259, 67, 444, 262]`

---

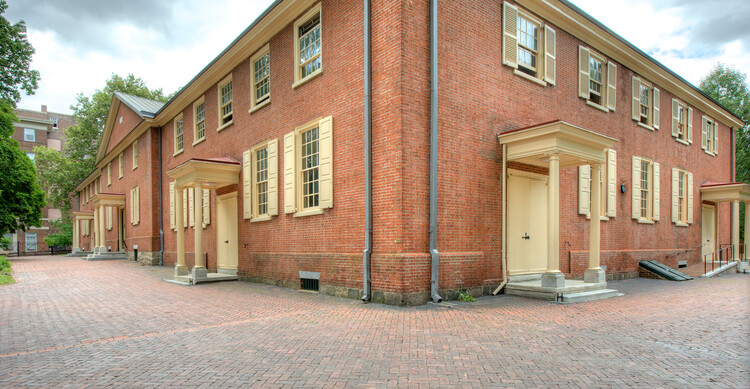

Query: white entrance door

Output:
[507, 171, 548, 275]
[217, 192, 239, 272]
[702, 205, 716, 258]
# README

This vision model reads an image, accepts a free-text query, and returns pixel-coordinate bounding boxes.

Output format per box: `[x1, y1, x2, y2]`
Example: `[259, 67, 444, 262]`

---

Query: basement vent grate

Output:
[301, 278, 319, 291]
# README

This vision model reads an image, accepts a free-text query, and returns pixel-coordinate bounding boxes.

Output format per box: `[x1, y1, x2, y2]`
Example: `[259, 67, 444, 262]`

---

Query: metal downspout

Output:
[158, 126, 164, 266]
[361, 0, 372, 302]
[730, 127, 735, 248]
[429, 0, 442, 303]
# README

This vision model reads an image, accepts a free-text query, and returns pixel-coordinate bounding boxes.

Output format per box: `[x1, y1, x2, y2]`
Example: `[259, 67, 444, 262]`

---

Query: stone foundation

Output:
[125, 251, 161, 266]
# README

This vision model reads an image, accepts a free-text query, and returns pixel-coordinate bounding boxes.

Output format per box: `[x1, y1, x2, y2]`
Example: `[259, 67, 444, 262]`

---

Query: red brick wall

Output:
[106, 103, 145, 156]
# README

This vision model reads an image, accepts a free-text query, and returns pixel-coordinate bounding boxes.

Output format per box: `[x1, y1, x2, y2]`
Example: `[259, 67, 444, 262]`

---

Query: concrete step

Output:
[561, 289, 622, 303]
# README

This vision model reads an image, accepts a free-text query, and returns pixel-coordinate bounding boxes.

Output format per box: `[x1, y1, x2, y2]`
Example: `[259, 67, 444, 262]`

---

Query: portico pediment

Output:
[497, 121, 617, 168]
[699, 182, 750, 203]
[166, 157, 241, 189]
[92, 193, 126, 208]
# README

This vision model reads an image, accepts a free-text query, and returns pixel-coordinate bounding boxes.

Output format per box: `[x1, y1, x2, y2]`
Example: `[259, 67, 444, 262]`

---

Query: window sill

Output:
[636, 219, 654, 225]
[585, 100, 609, 113]
[637, 122, 654, 131]
[293, 69, 323, 89]
[513, 69, 547, 87]
[248, 99, 270, 114]
[675, 222, 689, 227]
[217, 120, 234, 133]
[703, 150, 716, 157]
[293, 208, 324, 218]
[674, 138, 690, 146]
[192, 137, 205, 147]
[250, 214, 272, 223]
[173, 149, 184, 157]
[585, 214, 610, 221]
[132, 166, 138, 171]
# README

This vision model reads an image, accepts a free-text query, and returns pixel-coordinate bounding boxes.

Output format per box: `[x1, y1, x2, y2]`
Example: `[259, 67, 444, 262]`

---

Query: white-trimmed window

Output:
[671, 99, 692, 144]
[24, 128, 35, 142]
[632, 156, 660, 223]
[578, 149, 617, 219]
[502, 2, 556, 86]
[130, 186, 140, 225]
[218, 75, 233, 129]
[50, 117, 58, 129]
[118, 154, 123, 178]
[107, 163, 112, 186]
[169, 184, 210, 230]
[174, 114, 184, 155]
[284, 116, 333, 216]
[106, 206, 112, 230]
[578, 47, 617, 111]
[193, 97, 205, 145]
[26, 152, 35, 161]
[250, 44, 271, 112]
[243, 140, 279, 221]
[132, 140, 138, 170]
[293, 3, 322, 87]
[631, 77, 660, 129]
[701, 115, 718, 155]
[25, 233, 37, 251]
[671, 168, 693, 226]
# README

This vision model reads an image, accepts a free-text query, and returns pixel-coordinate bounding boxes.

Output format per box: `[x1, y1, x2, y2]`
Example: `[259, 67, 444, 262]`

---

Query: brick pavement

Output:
[0, 255, 748, 388]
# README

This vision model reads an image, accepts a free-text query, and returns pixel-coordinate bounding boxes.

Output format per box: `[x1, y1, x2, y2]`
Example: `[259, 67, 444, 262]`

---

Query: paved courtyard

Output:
[0, 256, 748, 388]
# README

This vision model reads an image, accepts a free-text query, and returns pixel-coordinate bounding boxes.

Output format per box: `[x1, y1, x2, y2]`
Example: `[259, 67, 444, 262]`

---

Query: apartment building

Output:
[73, 0, 747, 304]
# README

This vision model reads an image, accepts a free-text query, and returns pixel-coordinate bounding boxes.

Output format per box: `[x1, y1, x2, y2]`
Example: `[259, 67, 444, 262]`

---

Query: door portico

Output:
[699, 183, 750, 261]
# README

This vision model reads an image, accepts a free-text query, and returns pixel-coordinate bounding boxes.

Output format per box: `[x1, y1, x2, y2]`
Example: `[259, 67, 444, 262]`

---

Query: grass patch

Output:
[0, 255, 14, 285]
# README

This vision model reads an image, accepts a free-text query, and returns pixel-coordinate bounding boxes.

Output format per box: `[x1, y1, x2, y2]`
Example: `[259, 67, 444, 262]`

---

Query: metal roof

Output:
[114, 91, 165, 119]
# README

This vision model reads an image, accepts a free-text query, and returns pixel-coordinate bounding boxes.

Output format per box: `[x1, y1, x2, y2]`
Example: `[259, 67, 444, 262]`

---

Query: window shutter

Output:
[713, 122, 718, 154]
[671, 99, 679, 138]
[502, 2, 519, 69]
[578, 165, 591, 216]
[631, 157, 641, 220]
[108, 163, 111, 185]
[652, 87, 660, 129]
[284, 131, 296, 213]
[687, 172, 693, 224]
[631, 77, 640, 121]
[136, 187, 140, 225]
[671, 168, 679, 223]
[653, 162, 660, 221]
[188, 188, 195, 227]
[578, 46, 590, 99]
[243, 150, 251, 219]
[183, 188, 187, 228]
[606, 62, 617, 111]
[607, 149, 617, 217]
[701, 116, 708, 150]
[267, 139, 279, 216]
[687, 107, 693, 143]
[130, 189, 134, 225]
[318, 116, 334, 209]
[543, 26, 556, 85]
[170, 182, 175, 230]
[106, 207, 111, 230]
[202, 189, 210, 227]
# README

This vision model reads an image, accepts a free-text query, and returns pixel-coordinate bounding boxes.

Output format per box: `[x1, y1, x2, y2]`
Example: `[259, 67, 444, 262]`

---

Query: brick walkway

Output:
[1, 256, 748, 388]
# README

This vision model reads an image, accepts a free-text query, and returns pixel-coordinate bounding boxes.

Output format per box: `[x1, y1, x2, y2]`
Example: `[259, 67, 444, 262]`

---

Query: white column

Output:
[99, 205, 106, 250]
[175, 187, 187, 276]
[192, 185, 207, 281]
[92, 207, 99, 253]
[72, 218, 80, 252]
[744, 202, 749, 260]
[542, 154, 564, 288]
[584, 163, 605, 283]
[733, 201, 740, 260]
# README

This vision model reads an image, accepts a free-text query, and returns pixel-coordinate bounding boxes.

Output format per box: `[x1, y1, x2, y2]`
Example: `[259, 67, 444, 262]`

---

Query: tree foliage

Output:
[0, 0, 40, 105]
[44, 215, 73, 248]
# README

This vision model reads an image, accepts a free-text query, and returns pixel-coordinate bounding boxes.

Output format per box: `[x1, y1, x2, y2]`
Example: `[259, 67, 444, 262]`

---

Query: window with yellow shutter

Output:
[502, 2, 556, 86]
[578, 149, 617, 219]
[631, 77, 659, 130]
[632, 156, 659, 223]
[284, 116, 333, 217]
[578, 46, 617, 111]
[671, 99, 692, 144]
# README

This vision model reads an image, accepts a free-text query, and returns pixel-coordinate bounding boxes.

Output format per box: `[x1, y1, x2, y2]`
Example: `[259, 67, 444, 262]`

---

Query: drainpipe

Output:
[493, 144, 509, 295]
[158, 126, 164, 266]
[429, 0, 442, 303]
[361, 0, 372, 302]
[730, 127, 735, 249]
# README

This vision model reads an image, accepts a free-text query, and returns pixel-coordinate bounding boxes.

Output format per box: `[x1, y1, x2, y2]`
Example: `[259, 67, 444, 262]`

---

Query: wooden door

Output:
[507, 172, 548, 275]
[702, 205, 716, 258]
[217, 193, 239, 272]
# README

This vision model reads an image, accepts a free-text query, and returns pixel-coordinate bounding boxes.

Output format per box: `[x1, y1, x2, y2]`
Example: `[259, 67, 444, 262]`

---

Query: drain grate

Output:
[301, 278, 319, 291]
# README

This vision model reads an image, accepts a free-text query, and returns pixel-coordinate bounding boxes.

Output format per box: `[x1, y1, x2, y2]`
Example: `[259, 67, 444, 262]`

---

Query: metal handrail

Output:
[704, 244, 734, 275]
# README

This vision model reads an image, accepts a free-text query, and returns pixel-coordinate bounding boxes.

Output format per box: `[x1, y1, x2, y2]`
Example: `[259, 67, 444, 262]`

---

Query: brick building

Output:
[7, 105, 76, 253]
[73, 0, 748, 304]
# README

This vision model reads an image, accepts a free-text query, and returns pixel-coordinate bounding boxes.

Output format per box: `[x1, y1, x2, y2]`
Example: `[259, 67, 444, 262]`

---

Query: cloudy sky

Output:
[6, 0, 750, 115]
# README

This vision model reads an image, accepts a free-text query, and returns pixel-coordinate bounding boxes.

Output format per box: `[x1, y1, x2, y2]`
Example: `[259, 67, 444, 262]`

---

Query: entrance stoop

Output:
[505, 274, 622, 302]
[170, 270, 238, 285]
[84, 251, 127, 261]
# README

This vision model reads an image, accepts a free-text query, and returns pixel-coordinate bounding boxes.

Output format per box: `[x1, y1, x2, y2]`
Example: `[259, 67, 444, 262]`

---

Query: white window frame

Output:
[24, 128, 35, 142]
[671, 99, 692, 145]
[118, 154, 123, 179]
[132, 140, 138, 170]
[502, 3, 556, 87]
[632, 77, 660, 131]
[244, 140, 279, 221]
[26, 152, 35, 161]
[632, 156, 660, 224]
[193, 96, 206, 146]
[50, 117, 58, 129]
[293, 3, 323, 88]
[25, 232, 37, 251]
[578, 149, 617, 219]
[173, 113, 184, 156]
[578, 46, 617, 112]
[217, 74, 233, 131]
[284, 116, 333, 217]
[702, 115, 719, 156]
[249, 44, 271, 113]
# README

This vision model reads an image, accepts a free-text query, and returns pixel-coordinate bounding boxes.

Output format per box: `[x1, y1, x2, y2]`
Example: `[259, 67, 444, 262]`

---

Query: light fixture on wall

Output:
[621, 184, 626, 194]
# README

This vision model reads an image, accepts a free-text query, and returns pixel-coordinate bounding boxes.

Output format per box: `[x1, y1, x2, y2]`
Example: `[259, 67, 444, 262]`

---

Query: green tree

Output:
[699, 63, 750, 240]
[0, 101, 45, 235]
[0, 0, 40, 105]
[44, 216, 73, 248]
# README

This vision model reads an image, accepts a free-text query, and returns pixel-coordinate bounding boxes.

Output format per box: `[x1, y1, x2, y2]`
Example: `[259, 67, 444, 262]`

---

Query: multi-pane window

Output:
[118, 154, 123, 178]
[25, 233, 37, 251]
[194, 100, 205, 142]
[219, 77, 233, 126]
[640, 160, 650, 219]
[632, 156, 659, 222]
[301, 127, 319, 209]
[639, 84, 650, 125]
[26, 152, 35, 161]
[671, 99, 692, 144]
[703, 116, 718, 155]
[174, 116, 184, 154]
[24, 128, 35, 142]
[256, 148, 269, 216]
[671, 168, 693, 225]
[132, 140, 138, 169]
[50, 117, 58, 128]
[589, 56, 603, 105]
[677, 171, 685, 222]
[299, 14, 321, 80]
[254, 53, 270, 103]
[516, 15, 538, 77]
[632, 77, 659, 129]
